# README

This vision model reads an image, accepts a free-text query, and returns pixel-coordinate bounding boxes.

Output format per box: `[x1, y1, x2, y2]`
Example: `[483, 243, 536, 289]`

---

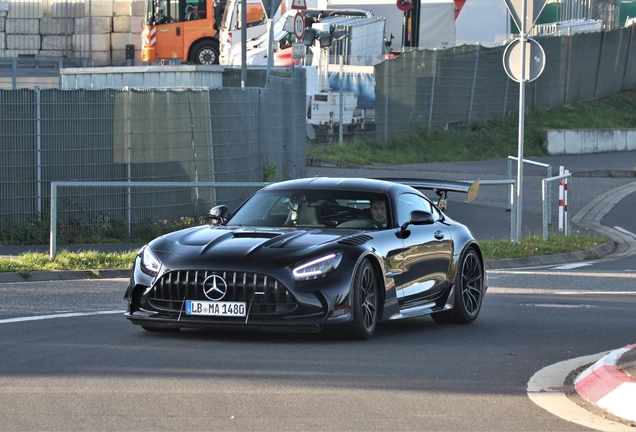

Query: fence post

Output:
[383, 62, 389, 142]
[558, 166, 564, 231]
[50, 183, 58, 258]
[593, 30, 605, 101]
[427, 50, 438, 130]
[126, 89, 132, 234]
[565, 169, 570, 235]
[468, 45, 479, 122]
[12, 57, 17, 90]
[542, 178, 549, 240]
[36, 87, 42, 216]
[58, 58, 64, 89]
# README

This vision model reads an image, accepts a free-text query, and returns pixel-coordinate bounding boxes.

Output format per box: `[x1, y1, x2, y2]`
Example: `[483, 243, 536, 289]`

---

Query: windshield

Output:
[228, 189, 391, 229]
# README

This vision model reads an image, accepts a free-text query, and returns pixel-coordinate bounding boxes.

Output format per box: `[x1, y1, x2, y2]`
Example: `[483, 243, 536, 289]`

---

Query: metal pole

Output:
[515, 0, 527, 243]
[50, 183, 57, 258]
[12, 58, 17, 90]
[542, 178, 548, 241]
[427, 50, 437, 130]
[241, 0, 247, 88]
[88, 0, 92, 62]
[35, 87, 42, 216]
[126, 90, 132, 234]
[339, 55, 344, 143]
[468, 45, 479, 122]
[266, 18, 273, 87]
[207, 89, 217, 205]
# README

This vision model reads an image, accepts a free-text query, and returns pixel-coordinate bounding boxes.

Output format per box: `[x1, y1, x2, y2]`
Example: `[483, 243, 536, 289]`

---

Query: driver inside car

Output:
[370, 196, 388, 227]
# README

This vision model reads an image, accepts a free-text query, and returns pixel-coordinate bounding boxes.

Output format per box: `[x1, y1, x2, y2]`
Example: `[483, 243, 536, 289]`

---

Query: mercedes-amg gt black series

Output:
[124, 177, 487, 339]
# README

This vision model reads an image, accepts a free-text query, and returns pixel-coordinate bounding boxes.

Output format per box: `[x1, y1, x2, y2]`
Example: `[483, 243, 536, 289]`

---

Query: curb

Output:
[575, 344, 636, 424]
[0, 269, 130, 283]
[484, 240, 616, 270]
[0, 239, 617, 283]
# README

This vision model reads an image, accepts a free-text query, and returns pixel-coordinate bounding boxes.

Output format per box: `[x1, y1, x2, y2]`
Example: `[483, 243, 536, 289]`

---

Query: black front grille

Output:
[149, 270, 297, 316]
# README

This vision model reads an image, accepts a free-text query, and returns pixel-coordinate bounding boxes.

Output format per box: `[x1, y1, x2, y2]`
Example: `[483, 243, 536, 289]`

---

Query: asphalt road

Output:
[0, 267, 635, 430]
[0, 152, 634, 430]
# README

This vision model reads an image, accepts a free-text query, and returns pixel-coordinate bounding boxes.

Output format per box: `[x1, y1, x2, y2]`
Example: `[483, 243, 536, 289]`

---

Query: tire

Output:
[346, 259, 378, 340]
[190, 40, 219, 65]
[432, 247, 484, 324]
[141, 325, 181, 333]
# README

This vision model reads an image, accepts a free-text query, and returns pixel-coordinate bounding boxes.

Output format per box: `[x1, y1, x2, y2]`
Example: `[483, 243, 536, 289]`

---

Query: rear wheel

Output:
[190, 40, 219, 65]
[432, 247, 484, 324]
[346, 259, 378, 340]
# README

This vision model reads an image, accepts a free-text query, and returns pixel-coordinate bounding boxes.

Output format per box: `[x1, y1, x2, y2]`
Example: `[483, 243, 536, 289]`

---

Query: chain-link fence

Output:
[0, 69, 307, 242]
[371, 26, 636, 141]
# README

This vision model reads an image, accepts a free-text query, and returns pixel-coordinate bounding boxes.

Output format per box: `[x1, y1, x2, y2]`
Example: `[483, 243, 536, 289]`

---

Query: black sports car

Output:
[124, 177, 487, 339]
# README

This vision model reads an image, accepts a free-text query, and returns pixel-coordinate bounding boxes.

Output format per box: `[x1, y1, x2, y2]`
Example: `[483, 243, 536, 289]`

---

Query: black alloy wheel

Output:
[432, 247, 484, 324]
[347, 259, 378, 339]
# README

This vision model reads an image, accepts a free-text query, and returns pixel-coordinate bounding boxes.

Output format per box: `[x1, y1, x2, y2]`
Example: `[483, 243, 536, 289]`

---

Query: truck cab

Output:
[141, 0, 226, 64]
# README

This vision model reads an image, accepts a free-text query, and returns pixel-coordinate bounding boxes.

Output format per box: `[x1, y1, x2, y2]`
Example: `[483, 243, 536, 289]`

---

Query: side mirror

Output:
[399, 210, 434, 238]
[208, 205, 229, 225]
[409, 210, 435, 225]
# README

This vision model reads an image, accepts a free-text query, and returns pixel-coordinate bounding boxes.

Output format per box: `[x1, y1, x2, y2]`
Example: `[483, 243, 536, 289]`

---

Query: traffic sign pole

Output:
[503, 0, 548, 242]
[515, 0, 527, 243]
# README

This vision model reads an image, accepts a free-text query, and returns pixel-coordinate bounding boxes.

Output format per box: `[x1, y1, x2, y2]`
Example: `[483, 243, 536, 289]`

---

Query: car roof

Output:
[262, 177, 413, 195]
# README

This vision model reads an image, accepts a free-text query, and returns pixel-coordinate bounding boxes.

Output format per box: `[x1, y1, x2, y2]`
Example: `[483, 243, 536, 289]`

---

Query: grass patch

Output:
[0, 235, 607, 273]
[480, 234, 606, 261]
[0, 250, 138, 273]
[308, 90, 636, 165]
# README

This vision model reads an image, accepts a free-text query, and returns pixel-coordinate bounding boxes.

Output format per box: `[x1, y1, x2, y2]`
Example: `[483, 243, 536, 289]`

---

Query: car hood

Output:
[150, 225, 365, 265]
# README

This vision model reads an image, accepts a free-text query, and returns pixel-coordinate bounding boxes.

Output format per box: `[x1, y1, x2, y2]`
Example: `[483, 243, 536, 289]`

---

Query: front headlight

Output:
[292, 253, 342, 281]
[139, 245, 161, 277]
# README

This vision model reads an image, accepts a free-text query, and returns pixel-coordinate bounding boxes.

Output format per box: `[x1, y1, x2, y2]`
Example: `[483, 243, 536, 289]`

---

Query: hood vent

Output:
[232, 231, 280, 239]
[338, 234, 373, 246]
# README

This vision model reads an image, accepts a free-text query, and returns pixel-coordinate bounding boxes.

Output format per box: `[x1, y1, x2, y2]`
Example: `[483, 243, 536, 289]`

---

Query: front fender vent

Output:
[338, 234, 373, 246]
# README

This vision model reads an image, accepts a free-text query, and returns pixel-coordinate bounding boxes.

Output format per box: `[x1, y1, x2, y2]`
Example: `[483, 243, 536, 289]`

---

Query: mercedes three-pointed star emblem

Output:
[202, 274, 228, 301]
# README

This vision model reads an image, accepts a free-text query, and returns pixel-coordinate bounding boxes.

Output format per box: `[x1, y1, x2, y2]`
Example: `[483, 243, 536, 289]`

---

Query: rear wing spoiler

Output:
[381, 178, 480, 210]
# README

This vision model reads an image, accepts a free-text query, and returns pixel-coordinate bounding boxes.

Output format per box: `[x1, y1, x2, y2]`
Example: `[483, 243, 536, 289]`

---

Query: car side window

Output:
[397, 193, 437, 226]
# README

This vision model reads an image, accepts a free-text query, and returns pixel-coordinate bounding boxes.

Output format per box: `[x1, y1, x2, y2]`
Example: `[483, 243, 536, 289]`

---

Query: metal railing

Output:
[542, 172, 573, 240]
[507, 156, 553, 239]
[49, 181, 270, 257]
[479, 179, 517, 242]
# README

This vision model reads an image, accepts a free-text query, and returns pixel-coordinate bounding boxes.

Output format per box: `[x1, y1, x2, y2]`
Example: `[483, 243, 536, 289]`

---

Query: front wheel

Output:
[432, 247, 484, 324]
[346, 259, 378, 340]
[190, 40, 219, 65]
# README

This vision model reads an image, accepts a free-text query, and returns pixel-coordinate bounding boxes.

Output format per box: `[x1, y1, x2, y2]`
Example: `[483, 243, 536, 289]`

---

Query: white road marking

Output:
[488, 270, 636, 278]
[489, 288, 636, 295]
[0, 310, 123, 325]
[614, 226, 636, 239]
[527, 353, 633, 431]
[551, 263, 592, 270]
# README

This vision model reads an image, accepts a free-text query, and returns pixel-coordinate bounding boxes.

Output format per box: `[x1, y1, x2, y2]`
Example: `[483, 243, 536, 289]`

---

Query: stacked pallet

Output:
[3, 0, 43, 56]
[0, 0, 144, 63]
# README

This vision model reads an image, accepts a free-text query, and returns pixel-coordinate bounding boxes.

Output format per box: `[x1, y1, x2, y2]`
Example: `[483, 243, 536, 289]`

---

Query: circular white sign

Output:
[503, 37, 546, 83]
[293, 11, 305, 40]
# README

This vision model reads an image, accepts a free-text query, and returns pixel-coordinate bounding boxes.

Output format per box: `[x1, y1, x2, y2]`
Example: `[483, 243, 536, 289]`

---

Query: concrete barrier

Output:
[544, 129, 636, 154]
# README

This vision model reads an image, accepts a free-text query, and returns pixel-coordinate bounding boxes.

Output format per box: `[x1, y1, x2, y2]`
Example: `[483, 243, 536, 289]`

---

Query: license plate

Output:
[186, 300, 246, 317]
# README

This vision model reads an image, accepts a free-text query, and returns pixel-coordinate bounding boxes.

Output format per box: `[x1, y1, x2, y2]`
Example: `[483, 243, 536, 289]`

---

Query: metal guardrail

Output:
[508, 156, 553, 241]
[49, 181, 270, 257]
[480, 179, 517, 242]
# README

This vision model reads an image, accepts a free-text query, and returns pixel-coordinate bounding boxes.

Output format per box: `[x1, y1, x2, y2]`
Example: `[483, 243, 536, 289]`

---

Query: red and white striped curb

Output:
[575, 344, 636, 423]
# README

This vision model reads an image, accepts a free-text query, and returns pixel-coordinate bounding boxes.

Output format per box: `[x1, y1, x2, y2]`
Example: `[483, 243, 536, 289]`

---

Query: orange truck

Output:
[141, 0, 266, 64]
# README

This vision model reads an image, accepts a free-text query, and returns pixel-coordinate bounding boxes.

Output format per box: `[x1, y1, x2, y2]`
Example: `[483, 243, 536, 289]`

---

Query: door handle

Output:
[176, 26, 181, 36]
[434, 230, 444, 240]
